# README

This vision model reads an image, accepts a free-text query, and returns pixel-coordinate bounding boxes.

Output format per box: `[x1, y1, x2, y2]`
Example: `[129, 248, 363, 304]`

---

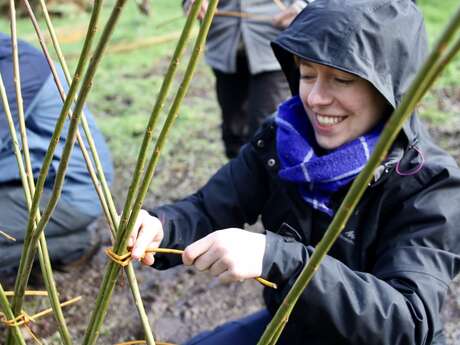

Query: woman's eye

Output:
[300, 75, 316, 80]
[335, 78, 354, 85]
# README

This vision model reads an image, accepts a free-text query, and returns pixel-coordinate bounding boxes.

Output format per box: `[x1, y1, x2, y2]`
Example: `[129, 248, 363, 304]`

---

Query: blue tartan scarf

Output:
[276, 96, 382, 216]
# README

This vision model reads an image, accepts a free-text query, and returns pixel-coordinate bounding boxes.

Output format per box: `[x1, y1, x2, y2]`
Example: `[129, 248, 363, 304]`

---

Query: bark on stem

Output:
[0, 283, 26, 345]
[6, 2, 74, 343]
[7, 0, 103, 336]
[81, 2, 216, 344]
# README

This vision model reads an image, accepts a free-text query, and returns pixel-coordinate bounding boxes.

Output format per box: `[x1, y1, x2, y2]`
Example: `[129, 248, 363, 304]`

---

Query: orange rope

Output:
[106, 247, 277, 289]
[5, 290, 48, 297]
[1, 296, 80, 345]
[2, 311, 43, 344]
[1, 296, 82, 327]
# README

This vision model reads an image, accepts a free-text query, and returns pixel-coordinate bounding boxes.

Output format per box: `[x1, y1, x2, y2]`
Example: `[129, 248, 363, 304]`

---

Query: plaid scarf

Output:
[276, 96, 382, 216]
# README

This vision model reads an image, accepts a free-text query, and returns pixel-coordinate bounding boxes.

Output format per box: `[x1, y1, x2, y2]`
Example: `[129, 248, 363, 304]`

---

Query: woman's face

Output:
[298, 60, 388, 150]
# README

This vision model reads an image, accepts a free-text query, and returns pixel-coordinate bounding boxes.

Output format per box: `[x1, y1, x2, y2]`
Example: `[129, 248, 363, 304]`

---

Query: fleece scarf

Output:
[276, 96, 382, 216]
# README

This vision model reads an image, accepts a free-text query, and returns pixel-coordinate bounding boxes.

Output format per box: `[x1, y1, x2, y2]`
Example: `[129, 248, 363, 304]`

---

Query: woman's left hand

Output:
[272, 1, 306, 28]
[182, 228, 266, 283]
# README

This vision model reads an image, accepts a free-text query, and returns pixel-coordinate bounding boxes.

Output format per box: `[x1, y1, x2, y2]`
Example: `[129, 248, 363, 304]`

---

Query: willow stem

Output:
[7, 0, 104, 337]
[5, 3, 74, 343]
[121, 0, 218, 257]
[37, 2, 160, 343]
[0, 283, 26, 345]
[256, 5, 460, 345]
[81, 2, 214, 345]
[116, 0, 205, 242]
[39, 0, 118, 232]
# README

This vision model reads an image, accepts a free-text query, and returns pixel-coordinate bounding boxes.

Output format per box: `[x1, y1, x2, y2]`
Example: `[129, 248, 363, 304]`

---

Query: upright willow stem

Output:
[257, 5, 460, 345]
[26, 0, 127, 295]
[0, 284, 26, 345]
[6, 2, 74, 344]
[117, 0, 204, 240]
[122, 0, 219, 252]
[37, 4, 160, 343]
[82, 2, 216, 345]
[29, 0, 114, 236]
[8, 0, 103, 333]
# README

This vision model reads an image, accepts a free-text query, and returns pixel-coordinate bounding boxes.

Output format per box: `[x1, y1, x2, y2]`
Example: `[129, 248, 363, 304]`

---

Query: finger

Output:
[132, 222, 155, 260]
[141, 252, 155, 266]
[128, 211, 144, 248]
[272, 13, 282, 27]
[183, 235, 215, 266]
[218, 270, 240, 284]
[209, 258, 227, 277]
[198, 6, 206, 20]
[193, 248, 219, 272]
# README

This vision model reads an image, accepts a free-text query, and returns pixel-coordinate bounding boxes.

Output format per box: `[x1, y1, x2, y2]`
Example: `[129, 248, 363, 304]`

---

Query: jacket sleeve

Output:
[262, 166, 460, 344]
[151, 142, 270, 269]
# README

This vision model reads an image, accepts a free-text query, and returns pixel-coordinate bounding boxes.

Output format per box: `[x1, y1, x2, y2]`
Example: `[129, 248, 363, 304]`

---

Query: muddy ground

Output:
[1, 74, 460, 344]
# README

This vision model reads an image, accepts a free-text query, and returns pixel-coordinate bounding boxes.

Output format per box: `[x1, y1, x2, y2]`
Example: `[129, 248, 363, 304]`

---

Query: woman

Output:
[129, 0, 460, 344]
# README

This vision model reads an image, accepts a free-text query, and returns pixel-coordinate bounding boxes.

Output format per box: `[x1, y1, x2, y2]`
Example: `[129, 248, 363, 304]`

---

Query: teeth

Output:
[316, 114, 345, 126]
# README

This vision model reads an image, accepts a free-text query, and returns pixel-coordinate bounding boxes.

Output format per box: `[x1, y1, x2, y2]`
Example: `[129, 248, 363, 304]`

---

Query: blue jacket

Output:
[0, 33, 113, 217]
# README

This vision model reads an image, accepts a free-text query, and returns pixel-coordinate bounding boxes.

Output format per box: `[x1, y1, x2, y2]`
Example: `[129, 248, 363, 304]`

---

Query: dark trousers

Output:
[213, 53, 290, 158]
[0, 186, 95, 278]
[184, 309, 271, 345]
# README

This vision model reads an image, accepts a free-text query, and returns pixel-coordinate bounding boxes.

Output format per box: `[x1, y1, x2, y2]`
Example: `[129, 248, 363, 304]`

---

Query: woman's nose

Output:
[307, 80, 333, 108]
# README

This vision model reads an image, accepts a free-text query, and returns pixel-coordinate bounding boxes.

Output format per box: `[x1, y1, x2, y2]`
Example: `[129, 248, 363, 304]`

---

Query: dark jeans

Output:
[213, 52, 290, 158]
[184, 309, 271, 345]
[0, 185, 95, 278]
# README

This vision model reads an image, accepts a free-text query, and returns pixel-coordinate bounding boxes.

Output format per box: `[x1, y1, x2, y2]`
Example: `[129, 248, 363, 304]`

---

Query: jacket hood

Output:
[272, 0, 427, 111]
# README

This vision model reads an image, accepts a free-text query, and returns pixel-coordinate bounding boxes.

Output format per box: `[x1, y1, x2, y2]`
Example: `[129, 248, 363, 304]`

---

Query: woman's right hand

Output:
[128, 209, 164, 266]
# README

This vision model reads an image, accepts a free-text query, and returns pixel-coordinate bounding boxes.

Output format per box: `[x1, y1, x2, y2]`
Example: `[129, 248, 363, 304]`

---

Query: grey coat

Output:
[205, 0, 306, 74]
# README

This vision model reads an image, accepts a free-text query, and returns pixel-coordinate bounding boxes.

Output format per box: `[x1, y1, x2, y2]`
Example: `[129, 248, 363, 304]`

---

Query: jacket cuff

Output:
[262, 231, 309, 285]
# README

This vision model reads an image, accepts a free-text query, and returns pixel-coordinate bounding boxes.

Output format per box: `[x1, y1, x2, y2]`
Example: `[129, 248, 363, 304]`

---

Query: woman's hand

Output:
[183, 0, 209, 20]
[272, 1, 306, 28]
[182, 228, 266, 283]
[128, 209, 164, 266]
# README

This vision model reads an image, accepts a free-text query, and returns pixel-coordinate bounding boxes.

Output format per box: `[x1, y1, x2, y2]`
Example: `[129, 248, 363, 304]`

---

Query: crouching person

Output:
[0, 33, 113, 278]
[129, 1, 460, 344]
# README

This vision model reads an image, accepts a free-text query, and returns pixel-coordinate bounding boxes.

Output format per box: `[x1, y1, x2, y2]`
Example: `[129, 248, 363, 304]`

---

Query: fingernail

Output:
[128, 238, 133, 247]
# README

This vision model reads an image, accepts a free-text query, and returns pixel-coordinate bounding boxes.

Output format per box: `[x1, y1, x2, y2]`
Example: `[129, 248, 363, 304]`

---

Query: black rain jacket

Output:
[152, 1, 460, 344]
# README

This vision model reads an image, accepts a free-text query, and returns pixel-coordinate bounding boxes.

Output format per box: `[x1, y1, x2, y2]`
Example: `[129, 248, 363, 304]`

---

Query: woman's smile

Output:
[299, 61, 388, 150]
[314, 113, 348, 128]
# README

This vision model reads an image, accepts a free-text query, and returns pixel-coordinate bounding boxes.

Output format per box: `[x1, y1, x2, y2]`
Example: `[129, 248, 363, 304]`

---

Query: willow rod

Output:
[40, 0, 120, 230]
[7, 0, 104, 332]
[116, 0, 204, 243]
[0, 283, 26, 345]
[121, 0, 220, 262]
[81, 0, 207, 343]
[0, 67, 72, 345]
[81, 1, 215, 344]
[6, 2, 74, 343]
[25, 0, 129, 311]
[257, 5, 460, 345]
